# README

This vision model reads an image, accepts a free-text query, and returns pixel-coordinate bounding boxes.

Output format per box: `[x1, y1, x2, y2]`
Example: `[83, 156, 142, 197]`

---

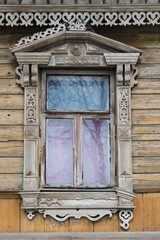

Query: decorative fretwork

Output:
[119, 210, 133, 230]
[26, 88, 37, 125]
[1, 11, 160, 28]
[119, 89, 129, 125]
[38, 209, 117, 222]
[26, 210, 35, 220]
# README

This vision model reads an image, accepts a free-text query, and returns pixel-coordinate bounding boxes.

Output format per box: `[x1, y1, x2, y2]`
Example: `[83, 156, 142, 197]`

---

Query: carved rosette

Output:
[26, 88, 37, 125]
[119, 88, 129, 125]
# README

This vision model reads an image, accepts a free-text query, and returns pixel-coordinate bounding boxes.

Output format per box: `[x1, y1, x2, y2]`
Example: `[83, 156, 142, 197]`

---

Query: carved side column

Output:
[23, 64, 39, 191]
[116, 65, 132, 192]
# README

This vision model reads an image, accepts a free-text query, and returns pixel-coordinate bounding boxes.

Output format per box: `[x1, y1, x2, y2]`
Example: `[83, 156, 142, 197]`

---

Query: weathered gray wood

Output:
[6, 0, 19, 4]
[77, 0, 89, 4]
[0, 174, 22, 190]
[0, 49, 16, 64]
[34, 0, 47, 4]
[133, 174, 160, 190]
[147, 0, 159, 4]
[0, 141, 23, 157]
[91, 0, 103, 4]
[131, 95, 160, 110]
[0, 95, 24, 109]
[138, 49, 160, 64]
[133, 157, 160, 174]
[0, 110, 24, 125]
[0, 64, 18, 79]
[0, 158, 23, 174]
[21, 0, 34, 4]
[118, 0, 131, 4]
[0, 79, 23, 95]
[132, 110, 160, 125]
[132, 0, 145, 4]
[132, 141, 160, 157]
[49, 0, 61, 4]
[104, 0, 117, 3]
[63, 0, 75, 4]
[0, 126, 23, 141]
[132, 125, 160, 141]
[132, 79, 160, 94]
[138, 64, 160, 79]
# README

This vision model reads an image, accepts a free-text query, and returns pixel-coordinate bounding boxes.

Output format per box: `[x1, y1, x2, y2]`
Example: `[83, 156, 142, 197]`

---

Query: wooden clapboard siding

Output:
[132, 79, 160, 94]
[0, 174, 22, 190]
[0, 95, 23, 109]
[1, 193, 160, 232]
[0, 79, 23, 95]
[0, 141, 23, 157]
[133, 157, 160, 174]
[0, 126, 23, 141]
[0, 158, 23, 174]
[132, 110, 160, 125]
[0, 110, 24, 125]
[133, 174, 160, 190]
[0, 64, 18, 78]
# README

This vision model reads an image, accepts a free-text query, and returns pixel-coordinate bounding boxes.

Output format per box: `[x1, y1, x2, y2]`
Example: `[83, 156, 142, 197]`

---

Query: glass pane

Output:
[46, 119, 73, 185]
[83, 119, 110, 185]
[47, 75, 109, 111]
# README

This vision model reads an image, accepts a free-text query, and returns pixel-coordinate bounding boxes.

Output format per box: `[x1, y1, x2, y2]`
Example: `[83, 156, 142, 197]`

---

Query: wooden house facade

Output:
[0, 0, 160, 238]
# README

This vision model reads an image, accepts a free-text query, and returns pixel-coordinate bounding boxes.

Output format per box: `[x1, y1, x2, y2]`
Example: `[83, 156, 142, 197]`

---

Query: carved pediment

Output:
[10, 31, 141, 64]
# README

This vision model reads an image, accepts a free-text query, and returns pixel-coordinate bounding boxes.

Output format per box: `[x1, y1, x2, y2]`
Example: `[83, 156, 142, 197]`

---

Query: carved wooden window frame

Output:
[10, 31, 141, 230]
[40, 69, 115, 189]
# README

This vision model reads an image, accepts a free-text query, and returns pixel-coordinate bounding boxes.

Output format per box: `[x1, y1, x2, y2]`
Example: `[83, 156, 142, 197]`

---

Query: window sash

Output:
[40, 70, 115, 189]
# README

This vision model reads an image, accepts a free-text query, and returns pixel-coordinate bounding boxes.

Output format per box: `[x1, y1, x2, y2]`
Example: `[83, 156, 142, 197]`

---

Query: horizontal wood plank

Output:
[0, 49, 16, 64]
[0, 158, 23, 174]
[132, 125, 160, 141]
[138, 48, 160, 64]
[0, 174, 22, 190]
[132, 141, 160, 157]
[133, 157, 160, 174]
[131, 95, 160, 110]
[0, 126, 23, 141]
[132, 79, 160, 94]
[0, 95, 23, 109]
[0, 78, 23, 95]
[133, 174, 160, 190]
[0, 110, 24, 125]
[0, 141, 23, 157]
[132, 110, 160, 125]
[138, 64, 160, 79]
[0, 64, 18, 79]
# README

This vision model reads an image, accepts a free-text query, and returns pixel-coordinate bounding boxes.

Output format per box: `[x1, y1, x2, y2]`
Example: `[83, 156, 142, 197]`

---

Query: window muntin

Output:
[41, 71, 115, 188]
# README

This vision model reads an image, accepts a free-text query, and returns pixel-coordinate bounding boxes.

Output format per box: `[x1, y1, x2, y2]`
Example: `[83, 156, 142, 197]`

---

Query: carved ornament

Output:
[119, 210, 133, 230]
[119, 88, 129, 125]
[26, 88, 37, 125]
[38, 209, 117, 222]
[1, 12, 160, 28]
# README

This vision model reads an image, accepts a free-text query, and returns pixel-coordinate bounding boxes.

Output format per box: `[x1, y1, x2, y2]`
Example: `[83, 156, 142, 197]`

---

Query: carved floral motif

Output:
[26, 88, 37, 125]
[119, 89, 129, 125]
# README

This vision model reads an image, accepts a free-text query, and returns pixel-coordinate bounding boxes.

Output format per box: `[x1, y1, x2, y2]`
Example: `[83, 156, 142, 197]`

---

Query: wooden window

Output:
[40, 70, 115, 188]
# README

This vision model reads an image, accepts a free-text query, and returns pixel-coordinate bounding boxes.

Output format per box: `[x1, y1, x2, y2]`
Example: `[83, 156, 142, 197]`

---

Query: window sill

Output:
[20, 188, 136, 230]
